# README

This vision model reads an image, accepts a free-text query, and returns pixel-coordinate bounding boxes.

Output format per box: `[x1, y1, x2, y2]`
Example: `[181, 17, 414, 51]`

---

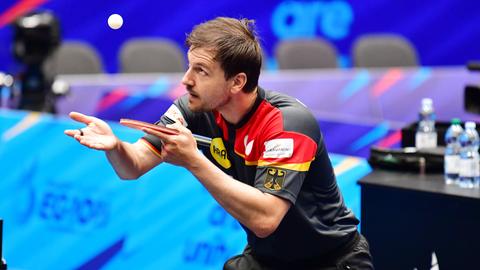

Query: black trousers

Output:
[223, 234, 374, 270]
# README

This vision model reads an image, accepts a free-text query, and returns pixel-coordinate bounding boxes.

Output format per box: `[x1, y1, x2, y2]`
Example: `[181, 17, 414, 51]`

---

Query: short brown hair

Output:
[186, 17, 262, 93]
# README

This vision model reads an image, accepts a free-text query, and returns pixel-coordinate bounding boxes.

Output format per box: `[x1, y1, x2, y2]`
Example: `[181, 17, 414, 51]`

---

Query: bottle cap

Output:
[421, 98, 433, 107]
[465, 121, 476, 129]
[451, 118, 461, 125]
[420, 98, 433, 113]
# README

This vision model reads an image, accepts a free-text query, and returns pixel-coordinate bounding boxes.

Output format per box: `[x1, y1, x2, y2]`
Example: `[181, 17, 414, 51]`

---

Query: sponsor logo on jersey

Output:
[264, 168, 286, 191]
[263, 138, 294, 158]
[210, 138, 231, 169]
[164, 104, 187, 127]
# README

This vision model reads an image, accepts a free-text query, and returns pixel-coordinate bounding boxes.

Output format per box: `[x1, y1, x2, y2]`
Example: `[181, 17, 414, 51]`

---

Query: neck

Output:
[219, 87, 258, 124]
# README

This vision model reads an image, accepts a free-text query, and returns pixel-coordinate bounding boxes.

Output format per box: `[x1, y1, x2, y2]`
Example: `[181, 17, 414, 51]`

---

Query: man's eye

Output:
[196, 68, 207, 75]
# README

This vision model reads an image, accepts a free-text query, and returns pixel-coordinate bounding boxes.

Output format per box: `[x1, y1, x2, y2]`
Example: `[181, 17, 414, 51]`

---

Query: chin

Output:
[187, 96, 214, 112]
[187, 100, 203, 112]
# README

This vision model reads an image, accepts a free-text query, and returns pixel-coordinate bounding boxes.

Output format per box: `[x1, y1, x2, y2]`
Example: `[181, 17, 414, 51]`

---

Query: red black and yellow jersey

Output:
[143, 87, 359, 262]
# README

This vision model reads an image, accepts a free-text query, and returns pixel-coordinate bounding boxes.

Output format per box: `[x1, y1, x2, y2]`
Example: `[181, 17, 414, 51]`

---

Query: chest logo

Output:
[210, 138, 231, 169]
[264, 168, 286, 191]
[244, 135, 254, 156]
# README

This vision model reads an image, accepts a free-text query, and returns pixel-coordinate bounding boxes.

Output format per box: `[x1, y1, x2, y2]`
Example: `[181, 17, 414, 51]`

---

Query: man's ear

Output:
[230, 72, 247, 94]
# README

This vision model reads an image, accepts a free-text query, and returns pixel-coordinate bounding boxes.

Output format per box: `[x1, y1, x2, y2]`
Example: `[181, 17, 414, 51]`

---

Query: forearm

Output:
[187, 152, 289, 237]
[106, 140, 159, 180]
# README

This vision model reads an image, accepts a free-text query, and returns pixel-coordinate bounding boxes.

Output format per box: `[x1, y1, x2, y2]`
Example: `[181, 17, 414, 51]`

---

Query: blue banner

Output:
[0, 110, 370, 269]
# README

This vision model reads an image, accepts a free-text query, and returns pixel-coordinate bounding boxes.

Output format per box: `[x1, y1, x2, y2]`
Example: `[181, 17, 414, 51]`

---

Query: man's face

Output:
[181, 47, 232, 112]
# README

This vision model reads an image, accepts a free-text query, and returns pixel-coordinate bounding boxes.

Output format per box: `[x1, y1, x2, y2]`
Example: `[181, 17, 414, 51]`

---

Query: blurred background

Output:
[0, 0, 479, 72]
[0, 1, 480, 269]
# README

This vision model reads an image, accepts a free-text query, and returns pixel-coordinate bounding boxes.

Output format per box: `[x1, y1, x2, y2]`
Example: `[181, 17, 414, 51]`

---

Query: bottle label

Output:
[444, 155, 460, 174]
[415, 133, 437, 149]
[459, 159, 480, 177]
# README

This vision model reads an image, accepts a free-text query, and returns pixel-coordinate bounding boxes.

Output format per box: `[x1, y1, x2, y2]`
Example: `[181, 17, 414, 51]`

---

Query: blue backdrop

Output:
[0, 110, 371, 269]
[0, 0, 479, 73]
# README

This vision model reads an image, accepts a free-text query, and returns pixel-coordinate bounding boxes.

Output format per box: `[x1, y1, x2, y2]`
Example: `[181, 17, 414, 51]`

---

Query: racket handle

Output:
[193, 134, 212, 147]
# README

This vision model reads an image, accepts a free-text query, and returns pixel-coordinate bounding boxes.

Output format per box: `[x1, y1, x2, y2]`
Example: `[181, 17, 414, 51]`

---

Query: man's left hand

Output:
[142, 122, 200, 168]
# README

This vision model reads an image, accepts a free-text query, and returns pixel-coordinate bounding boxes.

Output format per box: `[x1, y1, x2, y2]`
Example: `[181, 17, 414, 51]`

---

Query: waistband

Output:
[253, 232, 361, 268]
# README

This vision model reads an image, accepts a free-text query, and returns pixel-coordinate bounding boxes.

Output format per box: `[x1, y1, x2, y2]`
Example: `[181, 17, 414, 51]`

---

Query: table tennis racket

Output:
[120, 118, 179, 135]
[119, 118, 212, 147]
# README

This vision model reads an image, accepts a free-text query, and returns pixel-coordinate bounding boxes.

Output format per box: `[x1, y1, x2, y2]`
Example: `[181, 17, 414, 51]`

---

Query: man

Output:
[65, 17, 373, 269]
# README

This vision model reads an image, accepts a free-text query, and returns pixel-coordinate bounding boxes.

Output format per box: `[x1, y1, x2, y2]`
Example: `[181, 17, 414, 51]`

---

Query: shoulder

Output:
[263, 90, 320, 141]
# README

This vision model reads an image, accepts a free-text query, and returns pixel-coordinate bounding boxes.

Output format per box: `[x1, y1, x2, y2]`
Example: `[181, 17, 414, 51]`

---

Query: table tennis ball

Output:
[108, 14, 123, 30]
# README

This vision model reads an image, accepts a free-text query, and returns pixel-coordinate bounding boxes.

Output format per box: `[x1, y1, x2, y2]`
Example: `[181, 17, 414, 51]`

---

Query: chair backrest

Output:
[352, 34, 419, 68]
[260, 46, 269, 70]
[47, 41, 104, 75]
[275, 38, 338, 70]
[119, 38, 185, 73]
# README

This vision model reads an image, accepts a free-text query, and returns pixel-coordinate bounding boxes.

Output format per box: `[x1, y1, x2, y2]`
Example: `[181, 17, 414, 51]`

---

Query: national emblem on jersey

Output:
[264, 168, 286, 191]
[210, 137, 231, 169]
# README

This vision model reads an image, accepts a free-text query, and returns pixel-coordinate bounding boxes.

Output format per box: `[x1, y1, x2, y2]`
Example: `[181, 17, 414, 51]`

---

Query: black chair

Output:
[46, 41, 104, 74]
[352, 34, 419, 68]
[119, 38, 185, 73]
[275, 38, 338, 70]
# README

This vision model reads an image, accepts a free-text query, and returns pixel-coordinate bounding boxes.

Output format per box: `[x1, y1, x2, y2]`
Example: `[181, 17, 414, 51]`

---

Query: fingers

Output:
[64, 128, 86, 142]
[64, 129, 83, 137]
[66, 111, 108, 135]
[166, 122, 191, 137]
[142, 127, 172, 142]
[65, 126, 101, 149]
[166, 121, 184, 130]
[69, 111, 96, 125]
[72, 133, 109, 150]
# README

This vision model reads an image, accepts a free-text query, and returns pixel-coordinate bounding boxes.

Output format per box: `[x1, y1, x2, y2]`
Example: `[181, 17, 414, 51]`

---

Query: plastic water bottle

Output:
[415, 98, 437, 149]
[458, 121, 480, 188]
[444, 118, 463, 184]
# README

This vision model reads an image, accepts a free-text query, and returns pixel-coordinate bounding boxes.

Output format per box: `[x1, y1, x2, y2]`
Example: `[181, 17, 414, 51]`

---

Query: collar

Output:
[230, 86, 265, 129]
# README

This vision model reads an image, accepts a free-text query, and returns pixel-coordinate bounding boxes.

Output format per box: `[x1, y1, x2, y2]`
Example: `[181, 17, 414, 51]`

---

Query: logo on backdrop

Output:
[271, 0, 353, 40]
[12, 160, 37, 225]
[183, 205, 242, 266]
[37, 182, 110, 232]
[6, 159, 111, 232]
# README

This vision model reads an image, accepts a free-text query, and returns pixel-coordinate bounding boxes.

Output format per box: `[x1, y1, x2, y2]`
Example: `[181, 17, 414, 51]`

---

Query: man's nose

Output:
[182, 69, 194, 87]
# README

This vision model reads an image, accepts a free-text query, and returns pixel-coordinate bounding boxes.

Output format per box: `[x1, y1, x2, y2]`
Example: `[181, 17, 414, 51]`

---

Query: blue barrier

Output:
[0, 110, 370, 269]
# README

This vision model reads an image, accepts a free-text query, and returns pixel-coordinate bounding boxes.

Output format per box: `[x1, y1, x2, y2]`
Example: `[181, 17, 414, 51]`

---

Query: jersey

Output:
[143, 87, 359, 263]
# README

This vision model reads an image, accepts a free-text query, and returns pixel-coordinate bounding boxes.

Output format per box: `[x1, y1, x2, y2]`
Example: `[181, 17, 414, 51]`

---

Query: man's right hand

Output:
[64, 112, 119, 151]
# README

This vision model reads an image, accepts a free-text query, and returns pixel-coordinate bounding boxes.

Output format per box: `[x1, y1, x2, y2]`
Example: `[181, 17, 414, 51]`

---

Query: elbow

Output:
[118, 171, 142, 180]
[251, 217, 281, 238]
[119, 175, 138, 180]
[253, 228, 275, 239]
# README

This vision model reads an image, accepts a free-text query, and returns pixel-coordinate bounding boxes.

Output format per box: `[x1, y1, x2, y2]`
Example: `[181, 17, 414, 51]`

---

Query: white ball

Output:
[108, 14, 123, 30]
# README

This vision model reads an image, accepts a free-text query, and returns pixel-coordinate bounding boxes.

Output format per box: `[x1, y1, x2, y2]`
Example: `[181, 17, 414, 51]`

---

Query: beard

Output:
[186, 85, 231, 113]
[186, 86, 204, 112]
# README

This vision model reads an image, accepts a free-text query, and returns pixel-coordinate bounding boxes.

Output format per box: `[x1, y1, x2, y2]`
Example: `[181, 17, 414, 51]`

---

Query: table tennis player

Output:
[65, 17, 373, 270]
